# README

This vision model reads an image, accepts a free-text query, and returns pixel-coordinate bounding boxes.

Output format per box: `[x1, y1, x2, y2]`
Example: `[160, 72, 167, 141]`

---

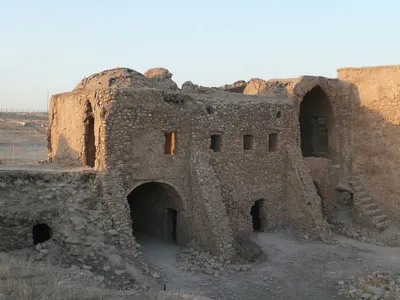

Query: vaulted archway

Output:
[299, 86, 333, 158]
[127, 182, 183, 244]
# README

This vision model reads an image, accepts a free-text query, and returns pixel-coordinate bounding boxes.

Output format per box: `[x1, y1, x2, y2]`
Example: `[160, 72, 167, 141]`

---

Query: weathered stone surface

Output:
[45, 67, 331, 261]
[74, 68, 151, 91]
[220, 80, 247, 93]
[243, 78, 267, 95]
[304, 157, 333, 220]
[144, 67, 178, 90]
[144, 67, 172, 79]
[338, 65, 400, 225]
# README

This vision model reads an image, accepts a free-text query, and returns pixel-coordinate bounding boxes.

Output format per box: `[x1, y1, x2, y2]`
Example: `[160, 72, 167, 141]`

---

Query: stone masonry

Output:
[43, 67, 330, 261]
[221, 65, 400, 234]
[9, 64, 400, 274]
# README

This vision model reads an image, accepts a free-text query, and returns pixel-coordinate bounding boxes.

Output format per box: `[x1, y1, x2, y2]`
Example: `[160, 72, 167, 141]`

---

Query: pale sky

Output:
[1, 0, 399, 110]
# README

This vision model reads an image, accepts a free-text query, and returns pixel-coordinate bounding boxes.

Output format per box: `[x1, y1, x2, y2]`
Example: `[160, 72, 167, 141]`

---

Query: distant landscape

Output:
[0, 112, 48, 164]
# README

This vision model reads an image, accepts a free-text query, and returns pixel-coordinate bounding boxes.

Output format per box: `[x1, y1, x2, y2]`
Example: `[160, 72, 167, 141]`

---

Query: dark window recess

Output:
[210, 135, 221, 152]
[243, 135, 254, 150]
[268, 133, 278, 151]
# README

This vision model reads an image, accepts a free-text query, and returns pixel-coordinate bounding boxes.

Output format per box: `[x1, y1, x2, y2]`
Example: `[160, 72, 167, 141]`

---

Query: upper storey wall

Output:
[47, 67, 179, 169]
[47, 89, 114, 169]
[103, 88, 295, 178]
[243, 76, 356, 172]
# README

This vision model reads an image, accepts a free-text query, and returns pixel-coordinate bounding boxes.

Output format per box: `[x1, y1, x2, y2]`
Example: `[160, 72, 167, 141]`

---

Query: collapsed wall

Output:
[0, 169, 129, 257]
[0, 168, 153, 288]
[286, 145, 331, 238]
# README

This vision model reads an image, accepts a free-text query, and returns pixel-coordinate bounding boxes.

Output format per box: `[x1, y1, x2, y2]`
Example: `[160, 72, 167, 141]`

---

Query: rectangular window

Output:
[243, 134, 254, 150]
[164, 132, 176, 155]
[210, 135, 221, 152]
[268, 133, 277, 151]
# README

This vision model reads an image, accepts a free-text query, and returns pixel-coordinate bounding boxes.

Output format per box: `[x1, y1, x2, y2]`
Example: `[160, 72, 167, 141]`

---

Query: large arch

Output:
[126, 181, 184, 244]
[299, 86, 334, 158]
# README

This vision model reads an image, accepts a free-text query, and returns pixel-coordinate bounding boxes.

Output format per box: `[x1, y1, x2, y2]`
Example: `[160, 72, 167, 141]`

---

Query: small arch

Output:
[83, 102, 96, 167]
[299, 85, 333, 158]
[126, 181, 184, 244]
[276, 111, 282, 118]
[32, 223, 52, 244]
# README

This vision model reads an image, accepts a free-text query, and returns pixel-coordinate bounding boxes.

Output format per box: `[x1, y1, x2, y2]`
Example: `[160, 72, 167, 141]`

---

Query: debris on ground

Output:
[176, 247, 251, 276]
[337, 271, 400, 299]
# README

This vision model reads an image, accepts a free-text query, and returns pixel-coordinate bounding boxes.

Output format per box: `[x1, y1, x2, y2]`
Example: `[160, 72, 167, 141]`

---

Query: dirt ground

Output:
[4, 230, 400, 299]
[137, 230, 400, 300]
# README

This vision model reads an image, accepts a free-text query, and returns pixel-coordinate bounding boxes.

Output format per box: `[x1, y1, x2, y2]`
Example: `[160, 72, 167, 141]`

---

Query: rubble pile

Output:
[337, 271, 400, 299]
[176, 247, 251, 276]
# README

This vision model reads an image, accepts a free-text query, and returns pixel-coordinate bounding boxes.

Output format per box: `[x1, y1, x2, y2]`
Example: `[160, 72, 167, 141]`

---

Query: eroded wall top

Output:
[73, 67, 179, 92]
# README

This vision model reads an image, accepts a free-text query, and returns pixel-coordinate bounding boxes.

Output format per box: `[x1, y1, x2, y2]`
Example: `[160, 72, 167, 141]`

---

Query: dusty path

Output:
[140, 232, 400, 300]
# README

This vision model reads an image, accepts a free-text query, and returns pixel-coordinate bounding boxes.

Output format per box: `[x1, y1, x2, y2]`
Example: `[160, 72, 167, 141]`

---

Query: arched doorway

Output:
[299, 86, 333, 158]
[127, 182, 183, 244]
[83, 102, 96, 167]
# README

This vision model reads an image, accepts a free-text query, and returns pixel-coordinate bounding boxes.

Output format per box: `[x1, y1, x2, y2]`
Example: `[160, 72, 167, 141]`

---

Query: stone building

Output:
[3, 64, 399, 265]
[224, 65, 400, 231]
[44, 67, 328, 259]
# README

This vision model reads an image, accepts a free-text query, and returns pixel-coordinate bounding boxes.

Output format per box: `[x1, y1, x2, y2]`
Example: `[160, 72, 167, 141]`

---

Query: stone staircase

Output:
[348, 176, 389, 230]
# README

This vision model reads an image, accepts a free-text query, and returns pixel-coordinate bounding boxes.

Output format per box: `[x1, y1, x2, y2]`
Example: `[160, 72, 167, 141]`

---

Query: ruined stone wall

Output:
[285, 144, 330, 238]
[102, 89, 198, 254]
[304, 157, 334, 221]
[189, 95, 295, 237]
[0, 168, 162, 287]
[258, 76, 355, 175]
[338, 65, 400, 223]
[102, 88, 292, 256]
[48, 90, 112, 169]
[0, 170, 108, 255]
[101, 87, 324, 257]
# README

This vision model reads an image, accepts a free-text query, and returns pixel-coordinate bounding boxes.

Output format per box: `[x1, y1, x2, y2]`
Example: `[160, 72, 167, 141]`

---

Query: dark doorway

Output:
[127, 182, 182, 244]
[166, 208, 177, 243]
[250, 199, 264, 232]
[32, 223, 52, 244]
[84, 102, 96, 167]
[299, 86, 333, 158]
